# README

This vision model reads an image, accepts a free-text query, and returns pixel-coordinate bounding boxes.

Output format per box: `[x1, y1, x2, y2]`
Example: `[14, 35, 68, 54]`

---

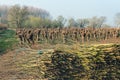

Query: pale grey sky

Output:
[0, 0, 120, 25]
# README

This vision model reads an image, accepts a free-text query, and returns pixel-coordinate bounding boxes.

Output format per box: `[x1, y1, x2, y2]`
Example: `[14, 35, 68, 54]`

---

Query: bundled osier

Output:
[44, 44, 120, 80]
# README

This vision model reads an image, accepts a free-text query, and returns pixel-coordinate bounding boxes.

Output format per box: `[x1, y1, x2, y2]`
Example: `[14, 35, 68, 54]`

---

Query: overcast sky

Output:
[0, 0, 120, 25]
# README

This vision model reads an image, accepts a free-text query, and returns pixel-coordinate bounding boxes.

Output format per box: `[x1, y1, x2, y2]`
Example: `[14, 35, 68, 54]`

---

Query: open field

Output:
[0, 29, 120, 80]
[1, 1, 120, 80]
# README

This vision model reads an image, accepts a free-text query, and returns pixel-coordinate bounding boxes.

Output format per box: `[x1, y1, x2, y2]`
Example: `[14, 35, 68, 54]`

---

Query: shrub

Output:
[0, 29, 18, 55]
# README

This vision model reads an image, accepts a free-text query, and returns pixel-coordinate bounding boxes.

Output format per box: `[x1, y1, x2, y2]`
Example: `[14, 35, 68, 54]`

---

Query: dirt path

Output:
[0, 49, 44, 80]
[0, 51, 19, 80]
[0, 43, 52, 79]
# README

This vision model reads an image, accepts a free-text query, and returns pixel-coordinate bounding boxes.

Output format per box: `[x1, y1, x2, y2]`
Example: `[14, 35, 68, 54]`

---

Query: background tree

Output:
[56, 15, 66, 28]
[51, 20, 59, 28]
[68, 18, 77, 27]
[7, 5, 51, 28]
[114, 13, 120, 27]
[28, 6, 50, 19]
[25, 16, 42, 28]
[0, 5, 8, 24]
[76, 18, 89, 28]
[42, 18, 52, 28]
[98, 16, 106, 27]
[8, 5, 29, 28]
[88, 16, 106, 28]
[101, 24, 111, 28]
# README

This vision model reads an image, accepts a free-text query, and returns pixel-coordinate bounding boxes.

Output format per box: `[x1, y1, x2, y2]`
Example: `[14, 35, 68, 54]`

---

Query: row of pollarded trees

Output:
[16, 27, 120, 44]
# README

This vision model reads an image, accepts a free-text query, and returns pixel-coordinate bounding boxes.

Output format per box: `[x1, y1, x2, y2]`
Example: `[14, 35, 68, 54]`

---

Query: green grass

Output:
[0, 29, 18, 54]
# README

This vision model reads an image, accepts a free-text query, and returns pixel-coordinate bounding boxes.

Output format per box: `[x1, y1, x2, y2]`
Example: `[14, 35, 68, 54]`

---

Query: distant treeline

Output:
[0, 4, 120, 28]
[0, 5, 50, 27]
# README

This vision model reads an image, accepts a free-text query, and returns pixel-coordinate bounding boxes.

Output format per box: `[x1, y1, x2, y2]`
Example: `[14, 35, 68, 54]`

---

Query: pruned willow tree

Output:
[8, 5, 29, 28]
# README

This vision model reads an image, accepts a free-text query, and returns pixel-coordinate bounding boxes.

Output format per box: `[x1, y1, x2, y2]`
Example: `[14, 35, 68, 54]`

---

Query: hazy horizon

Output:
[0, 0, 120, 26]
